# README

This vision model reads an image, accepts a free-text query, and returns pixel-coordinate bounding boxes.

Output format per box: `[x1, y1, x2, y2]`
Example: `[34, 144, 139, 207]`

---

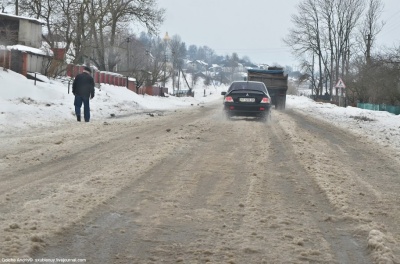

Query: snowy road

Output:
[1, 103, 399, 263]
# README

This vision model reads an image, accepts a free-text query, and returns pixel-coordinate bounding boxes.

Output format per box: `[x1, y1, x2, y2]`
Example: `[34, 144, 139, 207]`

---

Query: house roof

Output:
[196, 60, 208, 66]
[0, 12, 45, 25]
[3, 44, 53, 57]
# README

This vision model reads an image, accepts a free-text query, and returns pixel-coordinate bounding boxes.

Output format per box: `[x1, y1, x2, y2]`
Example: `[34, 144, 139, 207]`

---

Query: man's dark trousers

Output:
[74, 95, 90, 122]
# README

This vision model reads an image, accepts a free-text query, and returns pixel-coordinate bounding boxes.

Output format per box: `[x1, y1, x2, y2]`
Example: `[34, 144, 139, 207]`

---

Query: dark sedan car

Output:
[221, 81, 271, 121]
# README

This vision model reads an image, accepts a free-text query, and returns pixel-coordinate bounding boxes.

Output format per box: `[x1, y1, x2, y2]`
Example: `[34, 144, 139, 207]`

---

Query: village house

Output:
[0, 13, 53, 76]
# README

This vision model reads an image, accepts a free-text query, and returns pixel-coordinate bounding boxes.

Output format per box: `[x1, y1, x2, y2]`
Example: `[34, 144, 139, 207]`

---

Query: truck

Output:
[247, 67, 288, 110]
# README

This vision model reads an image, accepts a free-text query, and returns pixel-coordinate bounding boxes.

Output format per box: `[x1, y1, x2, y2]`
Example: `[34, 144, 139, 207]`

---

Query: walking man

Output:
[72, 66, 95, 122]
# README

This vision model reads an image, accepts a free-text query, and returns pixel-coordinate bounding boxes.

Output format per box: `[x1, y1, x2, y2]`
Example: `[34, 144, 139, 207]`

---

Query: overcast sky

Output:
[156, 0, 400, 69]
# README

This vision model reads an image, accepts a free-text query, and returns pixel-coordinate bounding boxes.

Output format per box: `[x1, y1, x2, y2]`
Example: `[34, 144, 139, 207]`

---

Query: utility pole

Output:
[366, 34, 372, 65]
[311, 53, 315, 97]
[163, 32, 170, 89]
[163, 54, 167, 89]
[126, 37, 130, 74]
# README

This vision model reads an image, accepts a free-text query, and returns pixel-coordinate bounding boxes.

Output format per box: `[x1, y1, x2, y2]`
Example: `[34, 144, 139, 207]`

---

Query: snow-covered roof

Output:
[209, 65, 222, 70]
[6, 44, 53, 57]
[0, 12, 45, 25]
[196, 60, 208, 66]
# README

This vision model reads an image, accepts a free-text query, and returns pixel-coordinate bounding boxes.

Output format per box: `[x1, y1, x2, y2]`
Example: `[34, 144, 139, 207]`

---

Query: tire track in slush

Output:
[267, 114, 372, 263]
[31, 115, 260, 263]
[281, 110, 400, 263]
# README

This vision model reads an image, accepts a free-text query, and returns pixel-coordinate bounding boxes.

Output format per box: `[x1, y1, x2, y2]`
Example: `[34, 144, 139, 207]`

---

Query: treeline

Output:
[3, 0, 257, 87]
[285, 0, 400, 105]
[135, 32, 258, 87]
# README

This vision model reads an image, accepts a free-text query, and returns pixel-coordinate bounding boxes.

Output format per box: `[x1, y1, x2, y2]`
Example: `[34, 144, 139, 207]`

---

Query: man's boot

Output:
[77, 115, 81, 122]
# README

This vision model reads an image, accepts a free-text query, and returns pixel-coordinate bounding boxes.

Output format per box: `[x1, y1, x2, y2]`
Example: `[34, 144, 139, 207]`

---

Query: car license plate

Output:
[239, 98, 255, 102]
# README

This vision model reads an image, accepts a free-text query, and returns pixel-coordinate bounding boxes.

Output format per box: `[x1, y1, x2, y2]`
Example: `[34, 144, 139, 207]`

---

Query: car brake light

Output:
[225, 96, 234, 102]
[261, 97, 270, 103]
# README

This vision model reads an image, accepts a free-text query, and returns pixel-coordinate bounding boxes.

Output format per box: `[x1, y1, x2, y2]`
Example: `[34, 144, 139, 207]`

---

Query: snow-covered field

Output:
[1, 68, 399, 154]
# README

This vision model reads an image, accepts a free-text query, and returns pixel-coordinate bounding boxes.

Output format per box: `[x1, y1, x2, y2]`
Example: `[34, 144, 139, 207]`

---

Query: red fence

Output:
[66, 64, 136, 91]
[0, 49, 28, 76]
[66, 64, 169, 96]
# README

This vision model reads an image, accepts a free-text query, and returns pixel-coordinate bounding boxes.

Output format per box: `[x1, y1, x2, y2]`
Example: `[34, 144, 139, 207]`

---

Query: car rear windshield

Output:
[228, 82, 267, 93]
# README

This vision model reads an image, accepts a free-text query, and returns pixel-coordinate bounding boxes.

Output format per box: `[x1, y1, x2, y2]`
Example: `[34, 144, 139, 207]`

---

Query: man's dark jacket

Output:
[72, 72, 95, 99]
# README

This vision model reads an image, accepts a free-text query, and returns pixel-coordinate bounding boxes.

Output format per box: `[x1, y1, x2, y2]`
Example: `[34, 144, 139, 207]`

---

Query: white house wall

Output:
[18, 20, 42, 48]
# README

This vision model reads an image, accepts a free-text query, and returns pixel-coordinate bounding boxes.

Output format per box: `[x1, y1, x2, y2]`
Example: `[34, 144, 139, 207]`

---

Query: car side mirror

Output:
[221, 91, 226, 95]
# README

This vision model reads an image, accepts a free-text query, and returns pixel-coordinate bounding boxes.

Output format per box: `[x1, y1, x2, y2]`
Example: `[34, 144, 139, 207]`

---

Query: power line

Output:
[379, 9, 400, 37]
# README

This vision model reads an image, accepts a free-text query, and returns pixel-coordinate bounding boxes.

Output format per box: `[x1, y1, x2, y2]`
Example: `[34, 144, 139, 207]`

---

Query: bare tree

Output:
[225, 53, 239, 82]
[285, 0, 365, 97]
[359, 0, 385, 64]
[345, 0, 385, 104]
[121, 35, 150, 80]
[346, 55, 373, 103]
[1, 0, 14, 12]
[315, 0, 364, 95]
[18, 0, 164, 72]
[284, 0, 326, 96]
[135, 33, 169, 86]
[187, 45, 197, 61]
[345, 45, 400, 105]
[146, 36, 171, 87]
[168, 34, 186, 91]
[85, 0, 164, 71]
